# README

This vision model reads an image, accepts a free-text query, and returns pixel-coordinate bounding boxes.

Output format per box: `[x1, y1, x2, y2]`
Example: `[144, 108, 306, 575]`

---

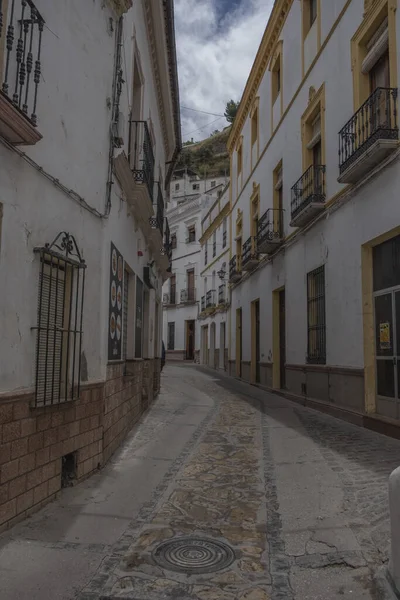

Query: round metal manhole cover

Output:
[152, 537, 236, 574]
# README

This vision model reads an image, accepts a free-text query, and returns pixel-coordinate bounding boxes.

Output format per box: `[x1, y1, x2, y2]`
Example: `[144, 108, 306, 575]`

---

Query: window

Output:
[187, 269, 195, 302]
[237, 145, 242, 175]
[171, 233, 177, 249]
[213, 231, 217, 257]
[205, 241, 208, 265]
[301, 84, 325, 175]
[250, 191, 259, 238]
[273, 162, 283, 237]
[223, 218, 227, 248]
[34, 233, 85, 407]
[175, 183, 180, 191]
[170, 274, 176, 304]
[193, 183, 200, 190]
[251, 106, 259, 147]
[307, 265, 326, 364]
[211, 180, 216, 187]
[271, 42, 283, 106]
[310, 0, 317, 28]
[187, 225, 196, 243]
[167, 322, 175, 350]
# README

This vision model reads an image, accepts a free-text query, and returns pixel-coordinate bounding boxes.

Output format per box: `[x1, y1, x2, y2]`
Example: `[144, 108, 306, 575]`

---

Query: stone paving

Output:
[2, 365, 400, 600]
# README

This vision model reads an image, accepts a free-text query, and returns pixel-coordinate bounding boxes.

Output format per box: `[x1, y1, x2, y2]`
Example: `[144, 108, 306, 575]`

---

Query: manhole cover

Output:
[152, 536, 235, 574]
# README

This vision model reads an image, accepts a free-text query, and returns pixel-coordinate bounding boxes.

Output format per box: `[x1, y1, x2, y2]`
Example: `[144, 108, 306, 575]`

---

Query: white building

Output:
[198, 184, 230, 370]
[0, 0, 180, 528]
[227, 0, 400, 430]
[170, 168, 228, 204]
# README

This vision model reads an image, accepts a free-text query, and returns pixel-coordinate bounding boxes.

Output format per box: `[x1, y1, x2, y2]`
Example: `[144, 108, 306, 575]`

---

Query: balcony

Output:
[180, 288, 196, 304]
[0, 0, 44, 145]
[290, 165, 326, 228]
[257, 209, 283, 254]
[218, 283, 226, 305]
[242, 237, 259, 271]
[229, 255, 242, 283]
[201, 296, 206, 312]
[150, 183, 164, 236]
[338, 87, 398, 184]
[129, 120, 155, 207]
[206, 289, 216, 309]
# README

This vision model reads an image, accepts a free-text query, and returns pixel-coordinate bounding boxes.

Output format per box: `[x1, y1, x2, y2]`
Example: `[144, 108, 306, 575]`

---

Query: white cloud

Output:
[175, 0, 274, 142]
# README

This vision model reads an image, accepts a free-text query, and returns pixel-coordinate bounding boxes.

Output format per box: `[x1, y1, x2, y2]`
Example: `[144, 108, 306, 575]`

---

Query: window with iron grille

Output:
[171, 233, 177, 249]
[34, 233, 86, 407]
[122, 269, 129, 360]
[222, 218, 227, 248]
[187, 225, 196, 243]
[205, 241, 208, 265]
[307, 265, 326, 364]
[213, 231, 217, 257]
[167, 322, 175, 350]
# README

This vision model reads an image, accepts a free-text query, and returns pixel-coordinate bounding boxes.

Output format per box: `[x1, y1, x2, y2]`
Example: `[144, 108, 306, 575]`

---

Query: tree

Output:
[224, 100, 239, 124]
[211, 129, 220, 137]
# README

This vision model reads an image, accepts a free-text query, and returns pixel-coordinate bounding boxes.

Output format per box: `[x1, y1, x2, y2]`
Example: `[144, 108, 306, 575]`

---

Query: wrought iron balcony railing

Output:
[201, 296, 205, 312]
[218, 283, 226, 305]
[291, 164, 325, 223]
[206, 289, 216, 308]
[257, 208, 283, 254]
[242, 237, 259, 270]
[150, 182, 164, 235]
[181, 288, 196, 303]
[129, 120, 155, 201]
[229, 255, 242, 283]
[163, 218, 172, 262]
[223, 230, 227, 247]
[0, 0, 45, 126]
[339, 87, 398, 177]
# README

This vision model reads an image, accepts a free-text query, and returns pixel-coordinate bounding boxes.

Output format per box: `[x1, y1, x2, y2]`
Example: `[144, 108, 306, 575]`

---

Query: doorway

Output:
[251, 300, 260, 383]
[201, 326, 209, 365]
[219, 322, 226, 370]
[279, 289, 286, 389]
[186, 320, 195, 360]
[374, 289, 400, 418]
[236, 308, 242, 378]
[210, 322, 216, 368]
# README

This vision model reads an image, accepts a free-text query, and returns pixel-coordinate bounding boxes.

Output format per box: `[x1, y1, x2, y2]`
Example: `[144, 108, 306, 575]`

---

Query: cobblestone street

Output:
[1, 364, 400, 599]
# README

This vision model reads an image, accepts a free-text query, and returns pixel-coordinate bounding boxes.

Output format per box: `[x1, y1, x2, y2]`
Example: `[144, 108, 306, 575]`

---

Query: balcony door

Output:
[187, 269, 195, 302]
[370, 51, 390, 131]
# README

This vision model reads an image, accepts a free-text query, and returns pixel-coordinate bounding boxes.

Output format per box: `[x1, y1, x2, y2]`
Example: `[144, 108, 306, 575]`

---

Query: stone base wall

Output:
[166, 350, 185, 361]
[260, 363, 273, 388]
[0, 357, 162, 531]
[228, 360, 235, 377]
[0, 383, 103, 531]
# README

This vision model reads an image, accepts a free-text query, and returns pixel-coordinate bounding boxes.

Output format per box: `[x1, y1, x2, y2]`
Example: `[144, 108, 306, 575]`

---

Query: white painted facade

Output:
[227, 0, 400, 420]
[198, 185, 230, 370]
[0, 0, 180, 396]
[170, 170, 228, 204]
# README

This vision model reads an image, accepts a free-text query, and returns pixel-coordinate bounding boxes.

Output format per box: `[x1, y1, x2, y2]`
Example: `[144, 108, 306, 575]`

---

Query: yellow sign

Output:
[380, 322, 391, 350]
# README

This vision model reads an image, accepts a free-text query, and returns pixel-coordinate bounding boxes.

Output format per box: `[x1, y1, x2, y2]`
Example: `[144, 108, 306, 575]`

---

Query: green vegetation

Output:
[177, 126, 231, 178]
[224, 100, 239, 124]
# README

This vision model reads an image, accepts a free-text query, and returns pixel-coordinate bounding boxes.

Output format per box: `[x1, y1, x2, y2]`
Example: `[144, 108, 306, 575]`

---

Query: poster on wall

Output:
[108, 242, 124, 361]
[379, 322, 391, 351]
[135, 277, 144, 358]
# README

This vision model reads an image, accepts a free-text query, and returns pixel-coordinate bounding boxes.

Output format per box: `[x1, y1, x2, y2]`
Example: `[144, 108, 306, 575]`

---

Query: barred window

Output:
[222, 218, 227, 248]
[205, 241, 208, 265]
[213, 231, 217, 257]
[34, 233, 86, 407]
[307, 265, 326, 364]
[167, 322, 175, 350]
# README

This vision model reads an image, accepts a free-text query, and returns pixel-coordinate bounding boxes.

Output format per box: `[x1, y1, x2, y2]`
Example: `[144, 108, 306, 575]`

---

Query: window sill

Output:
[0, 92, 42, 146]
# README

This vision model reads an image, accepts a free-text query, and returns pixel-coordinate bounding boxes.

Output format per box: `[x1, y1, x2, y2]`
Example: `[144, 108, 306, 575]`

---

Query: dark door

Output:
[370, 51, 390, 131]
[374, 291, 400, 418]
[255, 300, 260, 383]
[187, 270, 195, 302]
[187, 320, 195, 360]
[279, 290, 286, 389]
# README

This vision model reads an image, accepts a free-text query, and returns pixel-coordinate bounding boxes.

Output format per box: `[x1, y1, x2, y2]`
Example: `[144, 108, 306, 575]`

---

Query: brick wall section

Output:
[0, 384, 103, 530]
[142, 359, 155, 411]
[103, 361, 143, 464]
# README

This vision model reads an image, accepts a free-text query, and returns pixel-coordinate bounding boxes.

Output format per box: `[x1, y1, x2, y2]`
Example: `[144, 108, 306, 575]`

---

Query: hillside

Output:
[176, 126, 231, 178]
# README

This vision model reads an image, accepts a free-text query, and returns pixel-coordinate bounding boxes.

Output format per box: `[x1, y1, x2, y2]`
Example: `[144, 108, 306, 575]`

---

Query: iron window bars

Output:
[257, 208, 283, 247]
[307, 265, 326, 364]
[291, 164, 325, 221]
[229, 255, 241, 280]
[338, 87, 398, 175]
[201, 296, 205, 312]
[33, 232, 86, 407]
[0, 0, 44, 126]
[167, 322, 175, 351]
[150, 182, 164, 234]
[218, 283, 226, 304]
[129, 120, 155, 202]
[206, 289, 216, 308]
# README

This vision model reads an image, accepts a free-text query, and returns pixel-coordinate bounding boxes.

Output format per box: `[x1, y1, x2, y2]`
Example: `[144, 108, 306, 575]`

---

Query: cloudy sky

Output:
[174, 0, 274, 143]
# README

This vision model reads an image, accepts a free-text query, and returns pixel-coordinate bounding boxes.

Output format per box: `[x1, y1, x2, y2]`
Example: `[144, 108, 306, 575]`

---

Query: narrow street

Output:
[1, 365, 400, 599]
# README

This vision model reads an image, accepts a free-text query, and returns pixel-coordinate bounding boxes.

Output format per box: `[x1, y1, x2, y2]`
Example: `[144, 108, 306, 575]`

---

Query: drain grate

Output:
[152, 536, 235, 574]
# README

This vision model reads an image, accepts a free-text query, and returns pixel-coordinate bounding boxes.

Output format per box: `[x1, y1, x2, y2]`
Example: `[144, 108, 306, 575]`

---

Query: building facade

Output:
[170, 168, 228, 204]
[0, 0, 180, 528]
[198, 185, 230, 370]
[227, 0, 400, 429]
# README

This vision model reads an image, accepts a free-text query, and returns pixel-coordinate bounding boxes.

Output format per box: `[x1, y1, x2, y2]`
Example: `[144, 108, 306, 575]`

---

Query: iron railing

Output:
[291, 164, 325, 221]
[206, 289, 216, 308]
[307, 265, 326, 364]
[242, 237, 258, 267]
[181, 288, 196, 303]
[164, 219, 172, 262]
[218, 283, 226, 304]
[229, 255, 241, 280]
[1, 0, 45, 126]
[129, 120, 155, 201]
[223, 230, 227, 248]
[151, 183, 164, 235]
[257, 208, 283, 249]
[339, 87, 398, 175]
[201, 296, 205, 312]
